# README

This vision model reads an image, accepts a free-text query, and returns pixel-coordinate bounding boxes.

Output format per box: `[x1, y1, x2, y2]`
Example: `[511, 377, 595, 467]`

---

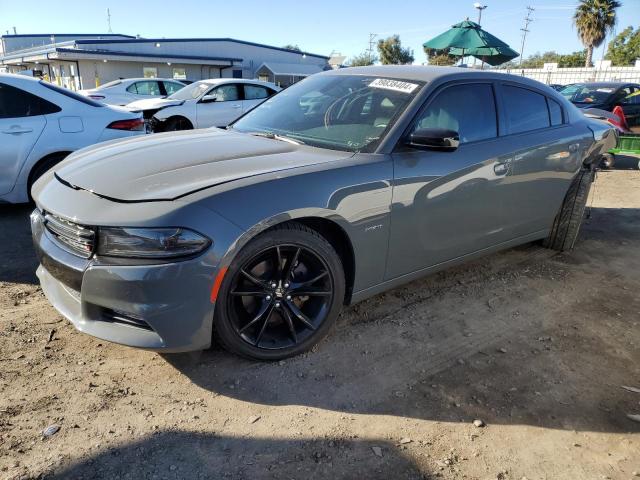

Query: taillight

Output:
[88, 95, 106, 100]
[107, 118, 145, 131]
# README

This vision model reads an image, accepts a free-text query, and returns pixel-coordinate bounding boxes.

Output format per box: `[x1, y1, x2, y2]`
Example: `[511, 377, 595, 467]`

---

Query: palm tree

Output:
[573, 0, 621, 67]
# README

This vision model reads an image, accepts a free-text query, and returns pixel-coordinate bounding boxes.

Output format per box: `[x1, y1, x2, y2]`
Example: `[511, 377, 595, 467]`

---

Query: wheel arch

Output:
[219, 211, 357, 306]
[27, 151, 72, 189]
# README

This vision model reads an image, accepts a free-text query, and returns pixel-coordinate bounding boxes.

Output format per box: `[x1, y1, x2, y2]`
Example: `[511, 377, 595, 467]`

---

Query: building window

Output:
[143, 67, 158, 78]
[258, 74, 269, 82]
[232, 69, 243, 79]
[172, 68, 187, 80]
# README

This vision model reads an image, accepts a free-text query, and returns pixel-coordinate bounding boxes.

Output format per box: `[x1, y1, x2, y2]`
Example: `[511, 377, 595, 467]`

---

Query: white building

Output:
[0, 33, 330, 90]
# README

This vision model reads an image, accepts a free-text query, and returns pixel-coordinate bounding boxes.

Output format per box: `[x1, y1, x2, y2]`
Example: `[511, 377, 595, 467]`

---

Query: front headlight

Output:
[97, 227, 211, 259]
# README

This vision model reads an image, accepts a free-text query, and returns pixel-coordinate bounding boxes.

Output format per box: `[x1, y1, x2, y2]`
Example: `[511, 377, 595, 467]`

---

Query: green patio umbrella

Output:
[423, 20, 519, 66]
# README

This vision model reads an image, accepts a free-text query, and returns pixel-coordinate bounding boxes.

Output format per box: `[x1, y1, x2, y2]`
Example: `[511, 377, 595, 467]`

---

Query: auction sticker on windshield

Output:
[369, 78, 418, 94]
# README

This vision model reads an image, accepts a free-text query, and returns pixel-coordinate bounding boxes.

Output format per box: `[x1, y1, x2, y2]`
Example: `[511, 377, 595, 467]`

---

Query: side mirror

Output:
[406, 128, 460, 151]
[200, 94, 217, 103]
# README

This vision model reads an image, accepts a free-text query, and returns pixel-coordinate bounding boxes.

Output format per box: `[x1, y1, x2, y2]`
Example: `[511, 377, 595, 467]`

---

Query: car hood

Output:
[53, 128, 352, 202]
[126, 97, 184, 111]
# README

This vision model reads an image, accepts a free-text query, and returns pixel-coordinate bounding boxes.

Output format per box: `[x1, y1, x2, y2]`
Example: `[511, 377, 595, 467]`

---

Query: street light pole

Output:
[473, 3, 488, 67]
[474, 2, 487, 25]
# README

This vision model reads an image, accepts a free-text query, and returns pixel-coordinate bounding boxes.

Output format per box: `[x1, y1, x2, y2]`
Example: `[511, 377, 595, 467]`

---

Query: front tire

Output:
[162, 116, 193, 132]
[213, 222, 345, 360]
[543, 167, 594, 251]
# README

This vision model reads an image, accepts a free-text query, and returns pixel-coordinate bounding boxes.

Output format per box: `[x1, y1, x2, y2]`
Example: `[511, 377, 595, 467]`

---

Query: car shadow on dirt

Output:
[165, 206, 640, 435]
[0, 204, 38, 285]
[48, 431, 426, 480]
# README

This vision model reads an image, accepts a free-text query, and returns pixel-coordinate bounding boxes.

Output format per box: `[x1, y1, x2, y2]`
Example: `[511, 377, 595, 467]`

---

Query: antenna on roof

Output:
[106, 8, 113, 33]
[12, 26, 17, 34]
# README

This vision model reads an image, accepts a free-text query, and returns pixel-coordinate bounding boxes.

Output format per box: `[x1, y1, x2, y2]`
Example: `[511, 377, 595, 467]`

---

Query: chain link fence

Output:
[497, 67, 640, 86]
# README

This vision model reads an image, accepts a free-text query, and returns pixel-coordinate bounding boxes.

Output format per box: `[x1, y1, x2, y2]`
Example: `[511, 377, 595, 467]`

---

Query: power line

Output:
[519, 6, 535, 67]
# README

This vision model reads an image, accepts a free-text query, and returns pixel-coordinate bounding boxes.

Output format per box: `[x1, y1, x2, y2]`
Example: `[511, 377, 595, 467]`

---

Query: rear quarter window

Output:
[0, 82, 62, 118]
[503, 85, 551, 134]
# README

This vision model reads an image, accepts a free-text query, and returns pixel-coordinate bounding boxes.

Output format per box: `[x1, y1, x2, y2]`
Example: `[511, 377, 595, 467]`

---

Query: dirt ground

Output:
[1, 162, 639, 480]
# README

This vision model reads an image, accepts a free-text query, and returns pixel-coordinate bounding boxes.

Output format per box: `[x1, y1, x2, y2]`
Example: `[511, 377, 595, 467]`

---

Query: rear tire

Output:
[213, 222, 345, 361]
[543, 167, 594, 251]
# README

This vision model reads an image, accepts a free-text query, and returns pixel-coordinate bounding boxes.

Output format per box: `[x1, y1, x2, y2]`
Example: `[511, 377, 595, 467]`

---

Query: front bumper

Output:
[32, 211, 217, 352]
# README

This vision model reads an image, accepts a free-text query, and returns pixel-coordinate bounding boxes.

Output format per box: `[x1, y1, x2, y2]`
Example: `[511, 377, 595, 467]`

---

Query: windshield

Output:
[560, 84, 616, 103]
[167, 81, 211, 101]
[232, 75, 424, 152]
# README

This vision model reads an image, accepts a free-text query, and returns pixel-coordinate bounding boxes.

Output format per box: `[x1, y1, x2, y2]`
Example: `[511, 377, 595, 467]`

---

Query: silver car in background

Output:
[31, 66, 616, 360]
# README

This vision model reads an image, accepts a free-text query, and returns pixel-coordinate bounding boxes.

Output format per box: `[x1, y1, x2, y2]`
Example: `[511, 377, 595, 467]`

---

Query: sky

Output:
[1, 0, 639, 64]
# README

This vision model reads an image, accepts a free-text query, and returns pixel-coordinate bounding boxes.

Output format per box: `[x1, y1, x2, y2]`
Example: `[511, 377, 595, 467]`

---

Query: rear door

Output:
[242, 84, 275, 113]
[498, 83, 591, 236]
[619, 86, 640, 129]
[0, 82, 51, 195]
[387, 81, 518, 279]
[195, 83, 242, 127]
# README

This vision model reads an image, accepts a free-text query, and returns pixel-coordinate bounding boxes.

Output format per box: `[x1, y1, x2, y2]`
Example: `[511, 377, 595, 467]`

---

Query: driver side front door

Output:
[386, 82, 520, 280]
[196, 83, 243, 128]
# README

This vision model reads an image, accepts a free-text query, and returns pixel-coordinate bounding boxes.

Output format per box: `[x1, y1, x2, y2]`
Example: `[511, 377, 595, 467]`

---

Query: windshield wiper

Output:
[246, 131, 305, 146]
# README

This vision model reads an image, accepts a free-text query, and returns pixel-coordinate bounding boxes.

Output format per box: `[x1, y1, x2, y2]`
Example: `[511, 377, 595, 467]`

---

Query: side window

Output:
[503, 85, 551, 134]
[244, 84, 270, 100]
[0, 82, 61, 119]
[127, 81, 161, 96]
[621, 88, 640, 105]
[210, 84, 240, 102]
[414, 83, 497, 144]
[547, 98, 563, 126]
[163, 81, 184, 95]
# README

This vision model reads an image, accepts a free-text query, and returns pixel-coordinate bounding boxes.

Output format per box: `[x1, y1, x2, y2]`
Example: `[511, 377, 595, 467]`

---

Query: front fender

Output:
[193, 154, 394, 295]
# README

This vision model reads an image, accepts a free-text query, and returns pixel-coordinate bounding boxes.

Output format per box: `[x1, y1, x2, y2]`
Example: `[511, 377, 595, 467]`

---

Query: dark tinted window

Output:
[415, 83, 497, 143]
[504, 85, 551, 134]
[548, 98, 563, 126]
[244, 84, 271, 100]
[0, 82, 61, 118]
[127, 81, 162, 96]
[40, 81, 104, 107]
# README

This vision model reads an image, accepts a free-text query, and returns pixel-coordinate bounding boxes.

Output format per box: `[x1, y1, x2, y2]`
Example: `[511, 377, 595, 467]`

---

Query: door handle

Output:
[494, 162, 509, 176]
[2, 127, 33, 135]
[568, 143, 579, 153]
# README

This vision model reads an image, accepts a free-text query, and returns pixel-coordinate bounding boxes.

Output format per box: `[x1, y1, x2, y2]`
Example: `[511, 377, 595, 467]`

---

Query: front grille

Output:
[43, 213, 96, 258]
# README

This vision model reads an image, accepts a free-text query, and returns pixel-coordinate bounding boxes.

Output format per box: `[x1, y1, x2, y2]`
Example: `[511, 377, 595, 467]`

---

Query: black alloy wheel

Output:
[213, 223, 345, 360]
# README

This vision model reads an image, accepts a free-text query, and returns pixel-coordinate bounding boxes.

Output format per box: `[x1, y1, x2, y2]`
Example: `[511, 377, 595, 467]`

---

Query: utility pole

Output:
[367, 33, 377, 65]
[519, 6, 534, 67]
[106, 8, 113, 33]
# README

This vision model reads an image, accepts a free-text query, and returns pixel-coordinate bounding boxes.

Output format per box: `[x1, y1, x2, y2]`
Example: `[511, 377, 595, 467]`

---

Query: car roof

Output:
[0, 72, 42, 83]
[572, 81, 638, 88]
[319, 65, 559, 92]
[197, 78, 278, 87]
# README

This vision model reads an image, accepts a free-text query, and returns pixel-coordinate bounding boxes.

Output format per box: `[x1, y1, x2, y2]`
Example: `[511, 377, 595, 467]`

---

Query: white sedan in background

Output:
[78, 78, 187, 106]
[0, 74, 146, 203]
[126, 79, 280, 131]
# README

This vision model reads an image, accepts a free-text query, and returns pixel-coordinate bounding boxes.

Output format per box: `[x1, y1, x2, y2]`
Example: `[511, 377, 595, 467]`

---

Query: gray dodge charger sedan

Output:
[31, 66, 615, 360]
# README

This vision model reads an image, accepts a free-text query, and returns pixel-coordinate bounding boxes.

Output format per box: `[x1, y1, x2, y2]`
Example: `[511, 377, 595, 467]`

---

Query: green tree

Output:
[377, 35, 414, 65]
[573, 0, 621, 67]
[423, 47, 457, 66]
[499, 50, 586, 69]
[282, 44, 301, 52]
[348, 51, 378, 66]
[606, 26, 640, 65]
